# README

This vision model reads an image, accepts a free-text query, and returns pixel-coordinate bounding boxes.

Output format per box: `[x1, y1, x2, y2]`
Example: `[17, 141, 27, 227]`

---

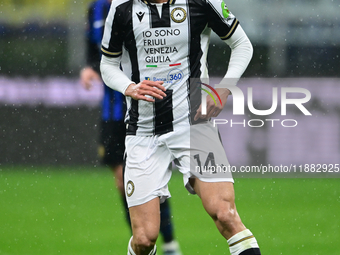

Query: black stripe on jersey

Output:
[124, 1, 140, 136]
[124, 17, 140, 82]
[127, 99, 139, 135]
[189, 78, 206, 125]
[154, 89, 174, 135]
[149, 3, 171, 28]
[187, 0, 208, 124]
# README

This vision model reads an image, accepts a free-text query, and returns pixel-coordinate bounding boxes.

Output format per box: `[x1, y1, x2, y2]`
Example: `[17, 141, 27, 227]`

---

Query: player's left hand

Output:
[194, 88, 230, 121]
[80, 67, 102, 90]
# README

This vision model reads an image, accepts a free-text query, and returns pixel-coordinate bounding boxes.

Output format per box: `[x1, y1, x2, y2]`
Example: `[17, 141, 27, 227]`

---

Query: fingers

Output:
[194, 105, 202, 121]
[140, 80, 167, 99]
[195, 107, 222, 121]
[195, 98, 223, 121]
[125, 80, 167, 102]
[80, 67, 101, 90]
[80, 80, 92, 90]
[143, 80, 166, 92]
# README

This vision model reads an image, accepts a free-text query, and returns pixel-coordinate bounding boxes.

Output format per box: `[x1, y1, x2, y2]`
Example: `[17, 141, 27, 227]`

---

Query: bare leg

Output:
[110, 164, 131, 226]
[113, 165, 180, 254]
[111, 164, 124, 196]
[190, 178, 261, 254]
[129, 197, 161, 255]
[190, 178, 246, 239]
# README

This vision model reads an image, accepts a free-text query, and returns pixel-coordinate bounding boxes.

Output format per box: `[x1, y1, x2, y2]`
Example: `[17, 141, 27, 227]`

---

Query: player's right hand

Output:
[125, 80, 166, 102]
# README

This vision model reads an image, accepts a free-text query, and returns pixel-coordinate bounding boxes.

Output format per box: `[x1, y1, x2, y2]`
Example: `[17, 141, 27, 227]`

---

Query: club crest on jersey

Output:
[126, 180, 135, 197]
[221, 0, 230, 18]
[171, 7, 186, 23]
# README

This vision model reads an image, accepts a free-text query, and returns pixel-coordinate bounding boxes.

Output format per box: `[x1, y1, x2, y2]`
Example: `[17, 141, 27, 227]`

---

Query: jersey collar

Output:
[142, 0, 176, 5]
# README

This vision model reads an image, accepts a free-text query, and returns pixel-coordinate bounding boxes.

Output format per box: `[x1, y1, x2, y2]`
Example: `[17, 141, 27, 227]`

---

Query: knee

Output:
[207, 199, 240, 226]
[133, 231, 158, 251]
[215, 204, 238, 226]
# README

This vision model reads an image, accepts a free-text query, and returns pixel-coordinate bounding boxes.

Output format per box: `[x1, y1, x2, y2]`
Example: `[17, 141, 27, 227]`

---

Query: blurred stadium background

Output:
[0, 0, 339, 254]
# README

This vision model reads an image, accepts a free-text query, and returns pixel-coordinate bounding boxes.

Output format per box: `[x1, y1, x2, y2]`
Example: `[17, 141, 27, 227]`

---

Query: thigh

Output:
[191, 178, 236, 208]
[190, 122, 233, 180]
[171, 122, 233, 194]
[124, 135, 173, 207]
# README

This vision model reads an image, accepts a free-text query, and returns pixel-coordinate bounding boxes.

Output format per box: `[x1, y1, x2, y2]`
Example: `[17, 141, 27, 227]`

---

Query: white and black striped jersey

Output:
[101, 0, 239, 135]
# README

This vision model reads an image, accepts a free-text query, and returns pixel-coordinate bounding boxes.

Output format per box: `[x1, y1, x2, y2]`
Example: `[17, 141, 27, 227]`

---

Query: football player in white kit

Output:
[100, 0, 262, 254]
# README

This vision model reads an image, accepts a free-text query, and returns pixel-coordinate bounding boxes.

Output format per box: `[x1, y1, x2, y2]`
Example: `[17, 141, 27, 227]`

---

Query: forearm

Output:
[220, 25, 253, 86]
[100, 55, 134, 94]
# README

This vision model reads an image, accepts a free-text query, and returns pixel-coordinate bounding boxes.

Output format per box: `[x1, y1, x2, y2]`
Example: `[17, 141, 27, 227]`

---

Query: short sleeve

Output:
[205, 0, 239, 40]
[101, 1, 124, 58]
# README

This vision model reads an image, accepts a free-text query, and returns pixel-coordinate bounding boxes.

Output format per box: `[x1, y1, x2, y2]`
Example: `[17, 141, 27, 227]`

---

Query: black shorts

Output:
[98, 120, 126, 167]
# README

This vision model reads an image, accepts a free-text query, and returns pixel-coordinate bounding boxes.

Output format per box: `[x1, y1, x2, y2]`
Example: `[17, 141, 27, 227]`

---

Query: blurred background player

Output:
[79, 0, 181, 254]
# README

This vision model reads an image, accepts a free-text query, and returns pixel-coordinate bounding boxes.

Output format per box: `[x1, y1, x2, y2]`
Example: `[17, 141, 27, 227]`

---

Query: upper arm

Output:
[101, 2, 125, 58]
[205, 0, 239, 40]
